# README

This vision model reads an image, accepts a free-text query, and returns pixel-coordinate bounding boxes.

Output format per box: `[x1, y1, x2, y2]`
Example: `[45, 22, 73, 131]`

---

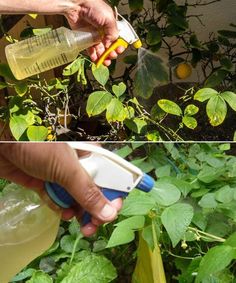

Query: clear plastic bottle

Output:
[0, 185, 61, 283]
[5, 26, 101, 80]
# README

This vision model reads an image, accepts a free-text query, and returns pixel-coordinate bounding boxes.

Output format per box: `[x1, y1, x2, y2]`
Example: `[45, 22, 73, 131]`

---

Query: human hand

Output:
[0, 143, 122, 236]
[64, 0, 125, 66]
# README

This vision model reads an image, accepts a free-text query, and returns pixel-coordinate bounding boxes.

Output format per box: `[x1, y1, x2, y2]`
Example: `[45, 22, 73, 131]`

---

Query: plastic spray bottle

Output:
[5, 14, 142, 80]
[0, 143, 154, 283]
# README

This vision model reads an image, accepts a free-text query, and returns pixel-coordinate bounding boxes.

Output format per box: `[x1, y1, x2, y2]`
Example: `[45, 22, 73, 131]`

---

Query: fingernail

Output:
[100, 204, 116, 219]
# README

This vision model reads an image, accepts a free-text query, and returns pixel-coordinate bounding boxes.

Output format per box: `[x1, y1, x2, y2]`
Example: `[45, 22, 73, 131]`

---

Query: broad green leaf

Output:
[128, 0, 143, 10]
[204, 69, 229, 88]
[197, 165, 222, 183]
[184, 104, 199, 116]
[196, 245, 235, 282]
[63, 57, 83, 76]
[150, 179, 181, 206]
[182, 116, 197, 129]
[60, 235, 79, 253]
[224, 232, 236, 248]
[215, 186, 234, 203]
[146, 26, 162, 46]
[86, 91, 112, 116]
[92, 64, 109, 86]
[106, 98, 126, 122]
[123, 54, 138, 65]
[125, 118, 147, 134]
[161, 203, 194, 247]
[206, 95, 227, 126]
[134, 50, 168, 98]
[39, 257, 55, 273]
[158, 99, 182, 116]
[77, 58, 87, 85]
[155, 165, 171, 177]
[0, 81, 7, 89]
[61, 255, 116, 283]
[0, 63, 17, 81]
[14, 82, 28, 96]
[198, 193, 218, 209]
[27, 126, 48, 141]
[220, 57, 233, 70]
[221, 91, 236, 111]
[194, 88, 218, 102]
[219, 143, 231, 151]
[120, 191, 155, 216]
[112, 82, 126, 97]
[189, 34, 202, 48]
[115, 145, 133, 158]
[26, 270, 52, 283]
[68, 218, 80, 237]
[107, 216, 145, 248]
[11, 268, 36, 282]
[10, 114, 33, 140]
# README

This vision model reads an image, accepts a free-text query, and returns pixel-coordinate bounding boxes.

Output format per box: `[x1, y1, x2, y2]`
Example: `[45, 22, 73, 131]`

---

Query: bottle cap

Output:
[45, 182, 75, 208]
[136, 173, 154, 193]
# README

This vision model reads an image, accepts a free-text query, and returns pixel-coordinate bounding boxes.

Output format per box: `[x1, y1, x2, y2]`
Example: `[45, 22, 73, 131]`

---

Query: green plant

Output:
[1, 143, 236, 282]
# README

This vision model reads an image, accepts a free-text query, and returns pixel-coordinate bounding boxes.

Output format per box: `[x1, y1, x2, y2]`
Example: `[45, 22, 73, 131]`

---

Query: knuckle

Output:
[83, 183, 103, 209]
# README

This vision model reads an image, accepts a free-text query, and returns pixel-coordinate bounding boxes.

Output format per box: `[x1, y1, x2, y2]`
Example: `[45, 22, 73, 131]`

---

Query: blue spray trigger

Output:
[81, 188, 128, 226]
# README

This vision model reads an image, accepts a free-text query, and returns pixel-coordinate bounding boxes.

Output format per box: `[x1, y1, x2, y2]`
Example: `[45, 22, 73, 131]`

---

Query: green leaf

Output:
[161, 203, 194, 247]
[158, 99, 182, 116]
[86, 91, 112, 116]
[11, 268, 36, 282]
[115, 145, 133, 158]
[27, 126, 48, 141]
[9, 114, 33, 140]
[128, 0, 143, 10]
[206, 95, 227, 126]
[60, 235, 79, 253]
[197, 165, 222, 183]
[184, 104, 199, 116]
[106, 216, 145, 248]
[196, 245, 235, 282]
[26, 270, 53, 283]
[204, 70, 229, 88]
[68, 218, 80, 237]
[121, 191, 155, 216]
[146, 26, 162, 46]
[92, 64, 109, 86]
[123, 54, 138, 65]
[218, 29, 236, 38]
[220, 57, 233, 70]
[112, 82, 126, 97]
[134, 51, 168, 98]
[182, 116, 197, 129]
[194, 88, 218, 102]
[224, 232, 236, 248]
[125, 118, 147, 134]
[150, 179, 181, 206]
[198, 193, 218, 209]
[0, 63, 17, 81]
[215, 186, 234, 203]
[63, 57, 83, 76]
[221, 91, 236, 111]
[33, 27, 52, 36]
[106, 98, 126, 122]
[60, 255, 116, 283]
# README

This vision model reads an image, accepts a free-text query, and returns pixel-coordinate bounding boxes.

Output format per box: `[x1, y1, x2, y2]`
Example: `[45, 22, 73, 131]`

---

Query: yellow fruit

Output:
[175, 63, 192, 79]
[58, 109, 72, 126]
[47, 134, 55, 141]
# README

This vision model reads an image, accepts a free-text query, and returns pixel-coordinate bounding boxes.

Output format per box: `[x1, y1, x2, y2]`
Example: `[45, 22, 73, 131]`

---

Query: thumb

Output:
[1, 143, 117, 222]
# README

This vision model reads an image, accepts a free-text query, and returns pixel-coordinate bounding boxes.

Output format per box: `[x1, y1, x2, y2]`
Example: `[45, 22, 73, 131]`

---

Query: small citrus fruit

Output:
[175, 63, 192, 79]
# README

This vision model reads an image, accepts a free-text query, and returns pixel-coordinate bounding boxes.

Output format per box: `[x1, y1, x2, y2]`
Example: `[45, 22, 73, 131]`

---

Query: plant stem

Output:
[188, 227, 226, 242]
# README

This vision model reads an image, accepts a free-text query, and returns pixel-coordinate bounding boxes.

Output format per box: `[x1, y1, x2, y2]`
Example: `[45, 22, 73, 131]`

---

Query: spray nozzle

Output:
[96, 13, 142, 67]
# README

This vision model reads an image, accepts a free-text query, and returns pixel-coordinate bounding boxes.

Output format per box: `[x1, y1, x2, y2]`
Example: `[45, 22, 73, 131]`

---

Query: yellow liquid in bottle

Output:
[5, 27, 100, 80]
[0, 188, 61, 283]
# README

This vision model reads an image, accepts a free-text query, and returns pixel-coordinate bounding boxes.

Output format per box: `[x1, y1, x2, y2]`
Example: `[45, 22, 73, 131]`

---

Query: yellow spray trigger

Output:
[96, 38, 128, 68]
[133, 39, 142, 49]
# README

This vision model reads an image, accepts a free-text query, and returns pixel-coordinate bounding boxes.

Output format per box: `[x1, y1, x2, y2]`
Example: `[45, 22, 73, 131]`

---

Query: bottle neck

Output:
[72, 27, 102, 50]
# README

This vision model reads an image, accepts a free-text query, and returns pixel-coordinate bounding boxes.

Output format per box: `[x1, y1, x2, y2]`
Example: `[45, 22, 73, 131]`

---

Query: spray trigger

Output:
[96, 13, 142, 67]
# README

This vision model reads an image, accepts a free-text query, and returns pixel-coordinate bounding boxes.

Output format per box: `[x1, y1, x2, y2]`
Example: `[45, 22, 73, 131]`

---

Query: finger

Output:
[80, 222, 98, 237]
[0, 143, 118, 223]
[91, 197, 123, 226]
